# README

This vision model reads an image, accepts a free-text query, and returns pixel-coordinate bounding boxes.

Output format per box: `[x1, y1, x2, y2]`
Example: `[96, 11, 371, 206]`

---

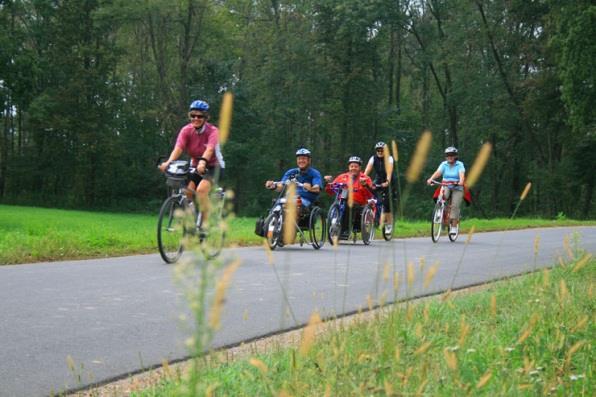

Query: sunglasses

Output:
[190, 114, 206, 119]
[376, 149, 384, 152]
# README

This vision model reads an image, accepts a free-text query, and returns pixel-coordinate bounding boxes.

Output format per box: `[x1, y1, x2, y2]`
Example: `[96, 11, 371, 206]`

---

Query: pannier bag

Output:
[255, 216, 266, 237]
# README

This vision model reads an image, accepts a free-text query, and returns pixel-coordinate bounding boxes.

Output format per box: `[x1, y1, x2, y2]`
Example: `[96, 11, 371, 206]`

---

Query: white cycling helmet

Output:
[348, 156, 362, 165]
[295, 148, 311, 157]
[444, 146, 458, 156]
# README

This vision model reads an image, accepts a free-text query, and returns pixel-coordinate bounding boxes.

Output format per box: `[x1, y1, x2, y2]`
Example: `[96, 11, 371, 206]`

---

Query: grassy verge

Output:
[133, 258, 594, 396]
[1, 204, 594, 264]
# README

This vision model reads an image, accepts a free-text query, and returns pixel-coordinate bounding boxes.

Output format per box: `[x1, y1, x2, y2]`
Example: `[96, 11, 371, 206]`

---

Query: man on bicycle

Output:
[324, 156, 374, 234]
[265, 148, 322, 208]
[426, 146, 465, 236]
[364, 141, 396, 234]
[158, 99, 222, 228]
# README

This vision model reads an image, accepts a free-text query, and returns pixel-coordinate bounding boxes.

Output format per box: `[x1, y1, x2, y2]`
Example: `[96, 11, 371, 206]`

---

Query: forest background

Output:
[0, 0, 594, 219]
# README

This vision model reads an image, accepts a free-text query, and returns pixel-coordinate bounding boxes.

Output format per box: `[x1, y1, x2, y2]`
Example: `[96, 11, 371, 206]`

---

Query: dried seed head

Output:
[218, 92, 233, 145]
[466, 143, 492, 188]
[406, 131, 432, 183]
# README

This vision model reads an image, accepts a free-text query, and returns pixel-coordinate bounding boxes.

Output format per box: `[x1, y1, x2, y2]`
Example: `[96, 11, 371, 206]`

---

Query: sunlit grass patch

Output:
[132, 258, 594, 396]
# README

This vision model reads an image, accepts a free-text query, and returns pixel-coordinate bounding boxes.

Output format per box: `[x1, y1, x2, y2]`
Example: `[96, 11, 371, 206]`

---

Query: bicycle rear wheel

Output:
[308, 206, 326, 249]
[157, 196, 186, 263]
[431, 202, 443, 243]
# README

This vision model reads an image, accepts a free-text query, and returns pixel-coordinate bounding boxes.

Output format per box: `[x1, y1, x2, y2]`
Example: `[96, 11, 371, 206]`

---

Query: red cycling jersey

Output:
[325, 172, 374, 206]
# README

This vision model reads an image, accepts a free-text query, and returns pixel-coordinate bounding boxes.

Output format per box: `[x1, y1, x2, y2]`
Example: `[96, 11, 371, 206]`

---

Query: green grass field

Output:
[132, 257, 594, 396]
[0, 204, 594, 264]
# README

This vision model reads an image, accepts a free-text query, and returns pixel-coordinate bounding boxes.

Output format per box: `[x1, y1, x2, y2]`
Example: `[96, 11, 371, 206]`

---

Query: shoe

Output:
[385, 224, 393, 234]
[450, 225, 458, 235]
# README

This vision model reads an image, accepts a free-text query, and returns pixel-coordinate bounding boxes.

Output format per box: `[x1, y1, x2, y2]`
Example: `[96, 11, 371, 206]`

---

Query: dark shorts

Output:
[187, 166, 223, 186]
[374, 185, 396, 213]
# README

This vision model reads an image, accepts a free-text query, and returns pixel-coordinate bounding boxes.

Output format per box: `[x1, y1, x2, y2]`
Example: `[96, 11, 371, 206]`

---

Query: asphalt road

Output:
[0, 226, 594, 396]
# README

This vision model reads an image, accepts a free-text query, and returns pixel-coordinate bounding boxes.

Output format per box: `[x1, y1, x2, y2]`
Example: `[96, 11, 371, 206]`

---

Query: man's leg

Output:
[197, 179, 212, 228]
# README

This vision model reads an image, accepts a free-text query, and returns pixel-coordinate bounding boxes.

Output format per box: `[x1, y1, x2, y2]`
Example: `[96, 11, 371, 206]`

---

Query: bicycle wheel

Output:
[200, 194, 227, 259]
[431, 202, 443, 243]
[265, 211, 283, 250]
[361, 205, 375, 245]
[157, 196, 186, 263]
[326, 203, 341, 245]
[308, 206, 326, 249]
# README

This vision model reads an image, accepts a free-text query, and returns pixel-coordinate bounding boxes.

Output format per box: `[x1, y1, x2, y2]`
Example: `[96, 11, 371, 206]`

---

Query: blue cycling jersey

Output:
[281, 167, 322, 205]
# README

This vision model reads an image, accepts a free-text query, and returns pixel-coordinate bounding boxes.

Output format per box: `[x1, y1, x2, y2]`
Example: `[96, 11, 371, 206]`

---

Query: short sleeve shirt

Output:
[326, 172, 373, 206]
[281, 167, 323, 203]
[175, 123, 219, 167]
[438, 160, 465, 182]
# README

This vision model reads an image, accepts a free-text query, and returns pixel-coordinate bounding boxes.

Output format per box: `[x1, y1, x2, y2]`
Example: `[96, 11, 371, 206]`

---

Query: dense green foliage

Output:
[1, 0, 594, 218]
[1, 204, 593, 264]
[134, 258, 594, 396]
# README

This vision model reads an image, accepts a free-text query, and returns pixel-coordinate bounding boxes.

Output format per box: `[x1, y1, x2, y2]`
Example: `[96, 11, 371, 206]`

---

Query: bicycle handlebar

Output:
[429, 179, 460, 187]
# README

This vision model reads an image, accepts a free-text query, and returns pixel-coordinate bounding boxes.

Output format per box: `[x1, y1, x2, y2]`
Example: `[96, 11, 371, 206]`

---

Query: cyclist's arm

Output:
[458, 169, 465, 186]
[159, 146, 184, 172]
[427, 167, 442, 185]
[364, 157, 373, 176]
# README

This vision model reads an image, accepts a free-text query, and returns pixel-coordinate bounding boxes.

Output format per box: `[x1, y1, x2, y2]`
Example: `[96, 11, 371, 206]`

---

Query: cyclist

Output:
[324, 156, 374, 234]
[158, 99, 222, 228]
[265, 148, 322, 208]
[426, 146, 465, 236]
[364, 141, 396, 234]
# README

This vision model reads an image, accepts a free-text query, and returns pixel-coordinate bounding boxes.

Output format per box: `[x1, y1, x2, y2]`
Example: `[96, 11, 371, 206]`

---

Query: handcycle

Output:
[429, 179, 461, 243]
[258, 177, 326, 250]
[326, 182, 376, 245]
[156, 159, 227, 263]
[371, 183, 394, 241]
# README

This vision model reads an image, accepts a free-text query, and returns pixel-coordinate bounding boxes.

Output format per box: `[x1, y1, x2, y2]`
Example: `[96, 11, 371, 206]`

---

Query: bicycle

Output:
[326, 182, 376, 245]
[429, 179, 460, 243]
[259, 177, 326, 250]
[372, 184, 394, 241]
[156, 159, 227, 263]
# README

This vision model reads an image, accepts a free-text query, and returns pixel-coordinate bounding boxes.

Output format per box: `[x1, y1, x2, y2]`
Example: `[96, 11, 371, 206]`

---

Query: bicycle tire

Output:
[361, 205, 375, 245]
[309, 206, 326, 249]
[326, 203, 341, 246]
[431, 202, 443, 243]
[266, 211, 283, 250]
[157, 195, 186, 263]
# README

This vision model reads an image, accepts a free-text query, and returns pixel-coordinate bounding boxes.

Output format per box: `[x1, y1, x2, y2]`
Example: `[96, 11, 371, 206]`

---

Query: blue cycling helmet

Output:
[189, 100, 209, 112]
[295, 148, 311, 157]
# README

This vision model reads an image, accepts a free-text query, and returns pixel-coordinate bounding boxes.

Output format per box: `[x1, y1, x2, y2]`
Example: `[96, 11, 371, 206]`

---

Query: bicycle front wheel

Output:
[431, 202, 443, 243]
[326, 204, 341, 246]
[361, 205, 375, 245]
[157, 196, 186, 263]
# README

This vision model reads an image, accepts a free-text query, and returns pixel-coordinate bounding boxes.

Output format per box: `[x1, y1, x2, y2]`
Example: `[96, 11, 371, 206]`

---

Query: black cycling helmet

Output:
[375, 141, 386, 150]
[444, 146, 458, 156]
[348, 156, 362, 165]
[295, 148, 312, 158]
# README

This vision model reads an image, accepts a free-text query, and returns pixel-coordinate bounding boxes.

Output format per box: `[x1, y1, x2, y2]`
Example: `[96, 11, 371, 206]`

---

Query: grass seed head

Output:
[414, 341, 432, 355]
[423, 265, 438, 288]
[218, 92, 233, 145]
[209, 259, 241, 330]
[475, 370, 492, 389]
[520, 182, 532, 201]
[249, 358, 268, 374]
[391, 140, 398, 162]
[407, 261, 415, 288]
[572, 253, 592, 272]
[466, 143, 492, 188]
[490, 294, 497, 318]
[299, 311, 322, 356]
[283, 184, 297, 244]
[443, 348, 458, 370]
[533, 235, 541, 256]
[406, 130, 432, 183]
